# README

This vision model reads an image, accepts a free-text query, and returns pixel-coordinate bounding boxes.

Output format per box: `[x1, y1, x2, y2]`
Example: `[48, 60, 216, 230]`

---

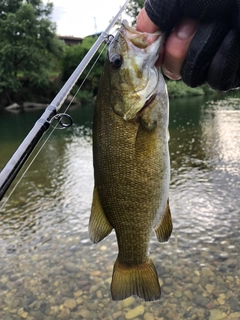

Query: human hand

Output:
[136, 0, 240, 91]
[137, 9, 198, 80]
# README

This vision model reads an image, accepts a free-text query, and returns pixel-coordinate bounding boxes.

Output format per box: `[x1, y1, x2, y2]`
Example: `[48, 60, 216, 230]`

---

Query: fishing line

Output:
[64, 41, 108, 115]
[0, 42, 109, 212]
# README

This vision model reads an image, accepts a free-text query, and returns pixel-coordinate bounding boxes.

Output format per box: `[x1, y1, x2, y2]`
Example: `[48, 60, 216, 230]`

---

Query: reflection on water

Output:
[0, 93, 240, 319]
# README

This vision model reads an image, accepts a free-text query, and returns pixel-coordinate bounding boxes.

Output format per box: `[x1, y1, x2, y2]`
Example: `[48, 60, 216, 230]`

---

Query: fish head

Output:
[106, 20, 164, 121]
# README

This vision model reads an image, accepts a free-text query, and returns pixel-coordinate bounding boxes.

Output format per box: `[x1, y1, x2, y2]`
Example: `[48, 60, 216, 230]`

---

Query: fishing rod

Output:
[0, 0, 130, 202]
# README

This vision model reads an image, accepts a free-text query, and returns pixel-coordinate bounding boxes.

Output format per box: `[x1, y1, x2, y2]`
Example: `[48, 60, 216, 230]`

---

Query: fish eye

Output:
[110, 54, 123, 69]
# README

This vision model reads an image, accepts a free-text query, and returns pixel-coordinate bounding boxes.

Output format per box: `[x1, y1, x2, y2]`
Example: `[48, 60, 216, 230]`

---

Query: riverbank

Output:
[166, 80, 215, 98]
[1, 80, 215, 111]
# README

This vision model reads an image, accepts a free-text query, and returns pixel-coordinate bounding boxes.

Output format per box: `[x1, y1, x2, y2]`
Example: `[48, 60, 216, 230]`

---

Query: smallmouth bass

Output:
[89, 20, 172, 301]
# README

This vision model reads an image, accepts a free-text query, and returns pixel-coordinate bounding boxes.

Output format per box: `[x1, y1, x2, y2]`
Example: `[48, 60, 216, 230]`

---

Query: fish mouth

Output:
[120, 20, 162, 49]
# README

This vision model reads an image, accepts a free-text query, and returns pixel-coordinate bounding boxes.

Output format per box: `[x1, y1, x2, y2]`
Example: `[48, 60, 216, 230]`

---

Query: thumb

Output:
[136, 8, 160, 33]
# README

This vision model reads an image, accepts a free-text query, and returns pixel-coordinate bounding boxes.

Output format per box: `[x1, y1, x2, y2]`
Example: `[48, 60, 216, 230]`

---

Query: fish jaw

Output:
[107, 20, 164, 121]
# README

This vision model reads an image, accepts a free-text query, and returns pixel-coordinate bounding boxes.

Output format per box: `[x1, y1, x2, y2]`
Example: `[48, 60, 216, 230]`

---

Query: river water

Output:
[0, 91, 240, 320]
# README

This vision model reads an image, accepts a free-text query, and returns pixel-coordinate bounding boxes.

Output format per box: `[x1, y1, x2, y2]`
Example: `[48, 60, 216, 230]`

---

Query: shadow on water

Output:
[0, 92, 240, 319]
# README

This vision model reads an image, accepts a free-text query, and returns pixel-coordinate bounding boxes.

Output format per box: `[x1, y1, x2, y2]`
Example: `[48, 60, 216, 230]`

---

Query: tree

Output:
[0, 0, 65, 103]
[126, 0, 144, 24]
[61, 35, 107, 99]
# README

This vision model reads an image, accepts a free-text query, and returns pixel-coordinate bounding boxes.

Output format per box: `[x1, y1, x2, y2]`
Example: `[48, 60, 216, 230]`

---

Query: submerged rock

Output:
[125, 306, 145, 319]
[63, 299, 76, 310]
[209, 309, 226, 320]
[23, 102, 48, 109]
[5, 103, 21, 111]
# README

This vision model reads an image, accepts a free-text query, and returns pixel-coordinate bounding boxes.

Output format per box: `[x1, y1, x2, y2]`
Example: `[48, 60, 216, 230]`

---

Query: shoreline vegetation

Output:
[166, 80, 215, 98]
[2, 78, 216, 112]
[0, 0, 216, 112]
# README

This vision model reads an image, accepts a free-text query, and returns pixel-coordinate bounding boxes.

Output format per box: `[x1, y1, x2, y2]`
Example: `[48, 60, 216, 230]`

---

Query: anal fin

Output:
[154, 199, 172, 242]
[89, 186, 113, 243]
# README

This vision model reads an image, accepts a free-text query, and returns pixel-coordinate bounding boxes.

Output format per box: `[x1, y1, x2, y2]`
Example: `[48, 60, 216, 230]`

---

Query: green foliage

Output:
[0, 0, 65, 101]
[126, 0, 144, 24]
[166, 79, 214, 98]
[61, 36, 106, 98]
[71, 87, 95, 106]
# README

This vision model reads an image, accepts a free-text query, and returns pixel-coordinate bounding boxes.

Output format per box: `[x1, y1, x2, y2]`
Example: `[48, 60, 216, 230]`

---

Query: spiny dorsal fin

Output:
[89, 186, 113, 243]
[154, 199, 172, 242]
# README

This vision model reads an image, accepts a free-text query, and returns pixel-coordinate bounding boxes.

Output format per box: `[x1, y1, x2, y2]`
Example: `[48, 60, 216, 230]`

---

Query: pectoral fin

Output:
[140, 102, 158, 131]
[154, 199, 172, 242]
[89, 186, 113, 243]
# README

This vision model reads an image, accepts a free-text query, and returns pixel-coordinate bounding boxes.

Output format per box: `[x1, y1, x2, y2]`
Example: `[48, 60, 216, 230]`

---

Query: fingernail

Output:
[162, 66, 181, 80]
[176, 18, 198, 40]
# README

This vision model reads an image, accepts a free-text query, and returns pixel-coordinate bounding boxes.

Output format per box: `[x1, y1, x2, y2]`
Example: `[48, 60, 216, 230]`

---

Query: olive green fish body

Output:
[89, 21, 172, 301]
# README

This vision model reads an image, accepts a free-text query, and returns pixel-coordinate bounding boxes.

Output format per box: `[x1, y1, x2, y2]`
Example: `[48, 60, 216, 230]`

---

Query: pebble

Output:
[217, 294, 226, 305]
[229, 312, 240, 319]
[228, 297, 239, 311]
[209, 309, 226, 320]
[63, 262, 79, 273]
[144, 312, 155, 320]
[88, 284, 99, 295]
[63, 298, 76, 309]
[96, 290, 103, 299]
[125, 306, 145, 319]
[225, 258, 238, 269]
[163, 286, 172, 294]
[113, 311, 122, 319]
[49, 306, 59, 315]
[87, 302, 98, 311]
[192, 276, 200, 284]
[183, 289, 193, 300]
[205, 284, 214, 294]
[164, 277, 173, 285]
[17, 308, 28, 319]
[58, 307, 71, 319]
[206, 301, 216, 310]
[217, 297, 225, 305]
[77, 308, 93, 319]
[74, 290, 83, 298]
[193, 294, 210, 307]
[226, 276, 234, 282]
[90, 270, 101, 277]
[76, 298, 84, 305]
[173, 290, 182, 299]
[121, 296, 135, 308]
[0, 219, 239, 320]
[201, 267, 215, 278]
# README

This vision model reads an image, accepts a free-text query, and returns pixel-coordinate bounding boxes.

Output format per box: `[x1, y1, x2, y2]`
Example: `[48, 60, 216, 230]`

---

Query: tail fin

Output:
[111, 258, 161, 301]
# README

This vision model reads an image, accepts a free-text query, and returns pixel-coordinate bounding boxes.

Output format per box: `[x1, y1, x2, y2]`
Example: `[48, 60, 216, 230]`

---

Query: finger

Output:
[145, 0, 180, 34]
[181, 21, 230, 87]
[162, 18, 198, 80]
[180, 0, 231, 21]
[208, 29, 240, 91]
[136, 8, 163, 65]
[155, 45, 164, 68]
[136, 8, 159, 33]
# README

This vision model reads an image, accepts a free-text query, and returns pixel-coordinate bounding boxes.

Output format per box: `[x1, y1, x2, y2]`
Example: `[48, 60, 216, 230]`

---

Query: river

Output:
[0, 91, 240, 319]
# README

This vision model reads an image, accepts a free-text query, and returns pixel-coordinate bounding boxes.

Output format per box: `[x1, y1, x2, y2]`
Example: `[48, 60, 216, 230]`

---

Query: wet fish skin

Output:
[89, 20, 172, 301]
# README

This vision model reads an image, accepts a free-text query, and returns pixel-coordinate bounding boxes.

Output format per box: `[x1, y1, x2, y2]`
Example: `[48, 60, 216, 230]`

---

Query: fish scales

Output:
[89, 20, 172, 301]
